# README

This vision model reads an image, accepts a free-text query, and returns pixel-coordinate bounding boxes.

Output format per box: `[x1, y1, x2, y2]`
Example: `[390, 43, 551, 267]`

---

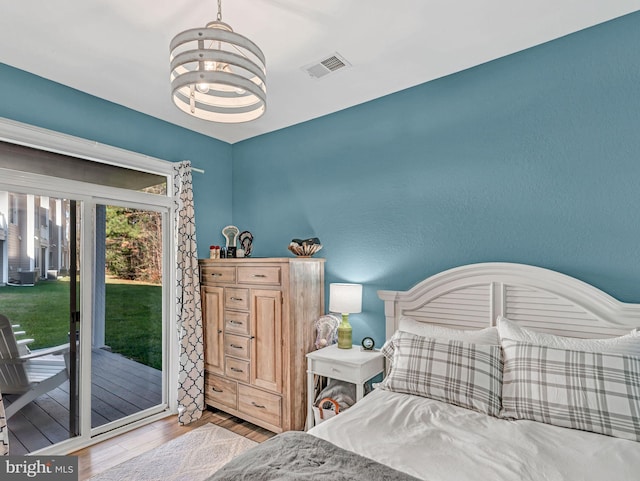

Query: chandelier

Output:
[169, 0, 266, 123]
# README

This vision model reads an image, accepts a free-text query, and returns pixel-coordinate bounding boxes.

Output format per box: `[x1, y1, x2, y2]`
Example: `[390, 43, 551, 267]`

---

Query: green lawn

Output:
[0, 279, 162, 370]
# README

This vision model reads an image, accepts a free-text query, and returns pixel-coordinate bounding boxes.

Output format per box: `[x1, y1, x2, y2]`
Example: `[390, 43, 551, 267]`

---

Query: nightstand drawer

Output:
[225, 288, 250, 310]
[224, 310, 250, 335]
[225, 357, 250, 383]
[308, 358, 357, 382]
[238, 384, 281, 427]
[205, 373, 237, 409]
[201, 266, 236, 284]
[237, 266, 282, 286]
[224, 334, 250, 360]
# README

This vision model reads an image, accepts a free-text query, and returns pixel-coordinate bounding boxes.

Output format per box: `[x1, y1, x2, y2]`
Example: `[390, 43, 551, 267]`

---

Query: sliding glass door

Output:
[0, 192, 81, 454]
[0, 143, 173, 454]
[90, 204, 164, 432]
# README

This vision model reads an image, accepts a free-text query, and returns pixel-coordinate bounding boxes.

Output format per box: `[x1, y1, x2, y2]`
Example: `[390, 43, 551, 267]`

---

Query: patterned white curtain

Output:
[173, 161, 205, 425]
[0, 391, 8, 455]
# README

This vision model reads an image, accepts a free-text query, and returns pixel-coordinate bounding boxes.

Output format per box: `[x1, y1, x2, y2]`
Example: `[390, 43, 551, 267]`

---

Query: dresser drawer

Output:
[201, 266, 236, 284]
[225, 288, 250, 310]
[237, 266, 282, 286]
[238, 384, 281, 427]
[205, 373, 237, 409]
[224, 334, 250, 360]
[225, 357, 250, 383]
[224, 310, 250, 335]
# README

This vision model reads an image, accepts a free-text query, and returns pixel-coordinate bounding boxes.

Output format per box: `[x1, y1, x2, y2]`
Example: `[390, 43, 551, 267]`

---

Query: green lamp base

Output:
[337, 313, 352, 349]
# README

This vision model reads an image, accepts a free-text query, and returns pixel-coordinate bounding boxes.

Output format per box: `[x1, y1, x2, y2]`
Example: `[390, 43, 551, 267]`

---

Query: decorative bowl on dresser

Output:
[199, 257, 325, 433]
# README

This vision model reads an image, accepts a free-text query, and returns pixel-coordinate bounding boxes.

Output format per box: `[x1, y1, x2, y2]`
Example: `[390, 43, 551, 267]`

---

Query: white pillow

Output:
[399, 316, 499, 345]
[497, 316, 640, 356]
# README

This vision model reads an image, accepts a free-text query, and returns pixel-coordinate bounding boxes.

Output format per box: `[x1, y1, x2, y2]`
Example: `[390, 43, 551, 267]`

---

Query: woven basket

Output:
[312, 397, 340, 424]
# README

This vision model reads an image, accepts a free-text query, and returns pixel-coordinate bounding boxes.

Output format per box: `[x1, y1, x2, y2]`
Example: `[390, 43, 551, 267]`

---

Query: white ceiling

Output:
[1, 1, 639, 144]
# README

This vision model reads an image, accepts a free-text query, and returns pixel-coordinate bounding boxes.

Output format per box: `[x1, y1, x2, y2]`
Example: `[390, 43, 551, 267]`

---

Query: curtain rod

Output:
[180, 160, 204, 174]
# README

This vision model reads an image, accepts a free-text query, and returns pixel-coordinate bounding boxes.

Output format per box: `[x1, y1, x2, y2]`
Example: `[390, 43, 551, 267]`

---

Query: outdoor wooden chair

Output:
[0, 314, 70, 419]
[10, 323, 35, 356]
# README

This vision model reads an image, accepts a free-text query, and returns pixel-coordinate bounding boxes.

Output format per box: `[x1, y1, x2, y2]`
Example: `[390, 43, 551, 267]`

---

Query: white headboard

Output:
[378, 263, 640, 341]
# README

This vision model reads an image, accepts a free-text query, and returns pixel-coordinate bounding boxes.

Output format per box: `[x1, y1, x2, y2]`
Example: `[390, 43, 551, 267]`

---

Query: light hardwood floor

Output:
[73, 409, 275, 480]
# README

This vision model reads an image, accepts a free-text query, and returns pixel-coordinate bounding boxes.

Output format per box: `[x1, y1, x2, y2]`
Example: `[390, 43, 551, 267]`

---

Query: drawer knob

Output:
[218, 329, 223, 334]
[211, 386, 223, 393]
[253, 274, 267, 278]
[211, 273, 222, 277]
[229, 344, 243, 349]
[230, 297, 243, 301]
[228, 320, 243, 325]
[251, 401, 266, 409]
[230, 367, 244, 373]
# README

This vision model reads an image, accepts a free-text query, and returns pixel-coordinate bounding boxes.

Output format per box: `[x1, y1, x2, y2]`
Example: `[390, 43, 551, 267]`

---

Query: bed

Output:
[209, 262, 640, 480]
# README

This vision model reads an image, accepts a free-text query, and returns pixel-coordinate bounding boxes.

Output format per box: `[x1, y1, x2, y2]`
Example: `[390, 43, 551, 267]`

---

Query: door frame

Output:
[0, 118, 179, 454]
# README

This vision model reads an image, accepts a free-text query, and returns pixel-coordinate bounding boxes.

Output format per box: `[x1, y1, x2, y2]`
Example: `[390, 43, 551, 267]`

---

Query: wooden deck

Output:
[4, 348, 162, 455]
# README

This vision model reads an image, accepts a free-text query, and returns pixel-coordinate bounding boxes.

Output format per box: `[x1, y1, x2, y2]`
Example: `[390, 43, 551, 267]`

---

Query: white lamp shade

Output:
[329, 283, 362, 314]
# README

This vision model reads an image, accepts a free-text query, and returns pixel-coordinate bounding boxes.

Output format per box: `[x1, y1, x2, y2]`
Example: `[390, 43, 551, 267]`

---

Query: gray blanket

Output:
[207, 431, 421, 481]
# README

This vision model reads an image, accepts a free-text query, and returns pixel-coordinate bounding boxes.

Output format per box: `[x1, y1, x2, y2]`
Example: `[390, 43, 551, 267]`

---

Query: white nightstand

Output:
[306, 344, 384, 429]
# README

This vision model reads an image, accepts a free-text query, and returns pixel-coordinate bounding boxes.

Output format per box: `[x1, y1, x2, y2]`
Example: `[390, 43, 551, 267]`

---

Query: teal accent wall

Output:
[0, 63, 232, 256]
[2, 12, 640, 349]
[232, 12, 640, 347]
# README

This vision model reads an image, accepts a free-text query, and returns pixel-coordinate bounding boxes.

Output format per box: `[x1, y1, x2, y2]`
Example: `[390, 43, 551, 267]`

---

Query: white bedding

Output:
[309, 388, 640, 481]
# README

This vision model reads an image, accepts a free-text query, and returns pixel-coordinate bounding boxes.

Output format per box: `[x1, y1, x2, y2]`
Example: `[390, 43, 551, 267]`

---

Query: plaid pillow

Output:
[380, 331, 503, 416]
[501, 339, 640, 442]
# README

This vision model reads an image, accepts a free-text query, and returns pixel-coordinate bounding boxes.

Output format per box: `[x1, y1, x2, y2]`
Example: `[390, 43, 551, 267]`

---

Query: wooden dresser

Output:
[199, 257, 325, 433]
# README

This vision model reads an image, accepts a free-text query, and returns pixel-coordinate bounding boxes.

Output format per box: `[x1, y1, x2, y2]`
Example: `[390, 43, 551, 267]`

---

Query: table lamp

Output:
[329, 283, 363, 349]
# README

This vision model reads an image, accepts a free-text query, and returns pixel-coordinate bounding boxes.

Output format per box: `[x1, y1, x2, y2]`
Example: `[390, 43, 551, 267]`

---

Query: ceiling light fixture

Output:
[169, 0, 266, 123]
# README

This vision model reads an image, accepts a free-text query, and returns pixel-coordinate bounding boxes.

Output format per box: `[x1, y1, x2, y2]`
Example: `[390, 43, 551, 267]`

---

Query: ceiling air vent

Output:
[302, 52, 351, 79]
